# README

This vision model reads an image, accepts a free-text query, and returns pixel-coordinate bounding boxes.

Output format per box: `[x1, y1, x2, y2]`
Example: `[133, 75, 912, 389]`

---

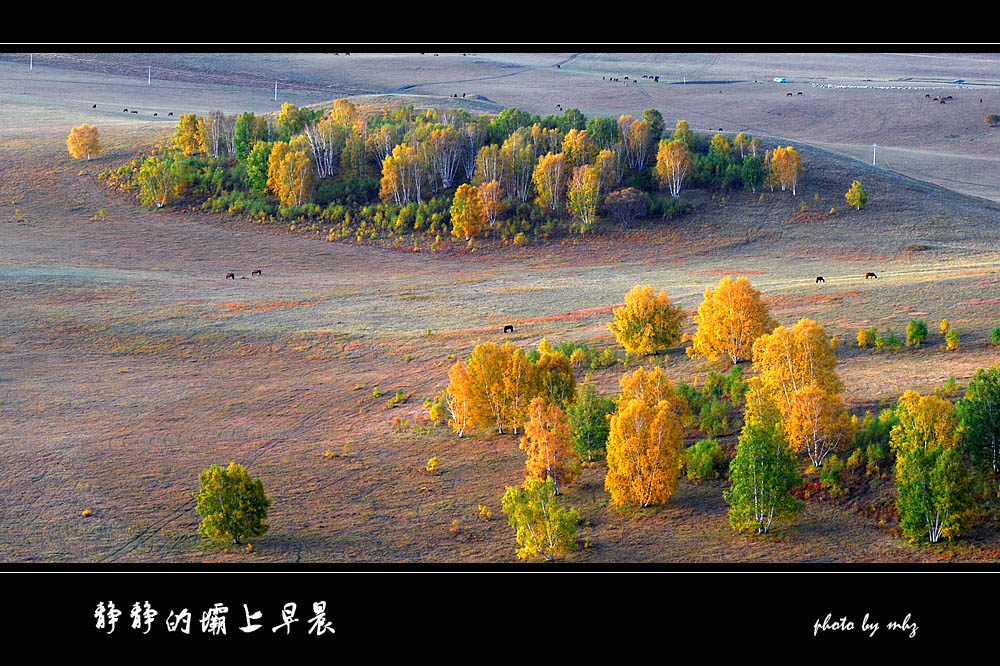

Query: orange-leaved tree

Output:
[520, 397, 580, 495]
[689, 276, 777, 365]
[463, 341, 534, 435]
[450, 183, 485, 240]
[605, 368, 689, 508]
[269, 143, 314, 206]
[478, 179, 505, 228]
[752, 318, 850, 466]
[67, 124, 101, 161]
[608, 285, 686, 356]
[173, 113, 202, 156]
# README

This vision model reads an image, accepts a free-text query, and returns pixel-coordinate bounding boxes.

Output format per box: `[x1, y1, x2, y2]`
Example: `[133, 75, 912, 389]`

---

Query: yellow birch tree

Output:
[689, 276, 777, 365]
[66, 124, 101, 161]
[608, 285, 686, 355]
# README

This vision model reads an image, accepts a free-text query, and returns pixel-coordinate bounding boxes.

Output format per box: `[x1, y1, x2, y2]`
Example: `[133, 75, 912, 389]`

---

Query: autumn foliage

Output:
[608, 285, 686, 356]
[520, 398, 580, 494]
[605, 367, 689, 508]
[689, 276, 777, 365]
[67, 124, 101, 161]
[751, 318, 851, 466]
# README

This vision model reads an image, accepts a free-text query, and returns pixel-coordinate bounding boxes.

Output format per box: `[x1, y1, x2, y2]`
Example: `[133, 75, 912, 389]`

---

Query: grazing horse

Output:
[503, 325, 514, 333]
[816, 276, 825, 283]
[92, 104, 96, 109]
[251, 269, 262, 276]
[226, 272, 235, 280]
[866, 272, 878, 279]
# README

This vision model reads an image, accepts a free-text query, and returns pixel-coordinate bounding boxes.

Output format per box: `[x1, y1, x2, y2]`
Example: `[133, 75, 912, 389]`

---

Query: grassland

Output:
[2, 51, 1000, 564]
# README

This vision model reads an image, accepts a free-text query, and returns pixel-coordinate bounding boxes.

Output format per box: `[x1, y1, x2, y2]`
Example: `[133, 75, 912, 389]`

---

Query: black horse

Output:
[503, 325, 514, 334]
[816, 276, 825, 283]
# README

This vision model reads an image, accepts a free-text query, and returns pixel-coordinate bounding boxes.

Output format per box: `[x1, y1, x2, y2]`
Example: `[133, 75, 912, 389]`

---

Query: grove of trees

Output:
[98, 100, 806, 247]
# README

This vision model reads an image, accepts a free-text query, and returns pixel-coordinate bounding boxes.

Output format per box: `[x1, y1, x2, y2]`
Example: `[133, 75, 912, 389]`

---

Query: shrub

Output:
[685, 438, 726, 481]
[857, 327, 877, 348]
[992, 327, 1000, 346]
[845, 447, 865, 473]
[940, 319, 950, 336]
[905, 319, 927, 347]
[426, 457, 439, 472]
[820, 454, 846, 497]
[567, 383, 615, 462]
[945, 328, 960, 350]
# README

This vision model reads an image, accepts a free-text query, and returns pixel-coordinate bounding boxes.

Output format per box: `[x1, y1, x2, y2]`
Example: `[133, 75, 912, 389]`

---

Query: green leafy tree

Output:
[741, 155, 765, 194]
[234, 112, 268, 163]
[642, 109, 665, 141]
[584, 116, 620, 150]
[245, 140, 274, 194]
[891, 390, 972, 543]
[490, 107, 535, 144]
[194, 462, 271, 545]
[845, 180, 868, 210]
[567, 383, 615, 461]
[501, 478, 578, 561]
[958, 364, 1000, 474]
[137, 153, 181, 208]
[896, 442, 973, 544]
[906, 319, 928, 348]
[946, 328, 960, 350]
[725, 416, 803, 534]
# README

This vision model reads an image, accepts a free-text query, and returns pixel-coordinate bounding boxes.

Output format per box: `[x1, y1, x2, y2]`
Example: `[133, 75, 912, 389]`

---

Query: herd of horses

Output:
[498, 272, 881, 335]
[90, 104, 173, 117]
[816, 272, 878, 283]
[225, 269, 262, 280]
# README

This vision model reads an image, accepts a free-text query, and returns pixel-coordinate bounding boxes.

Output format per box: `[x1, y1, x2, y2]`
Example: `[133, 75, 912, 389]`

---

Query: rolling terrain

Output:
[2, 51, 1000, 564]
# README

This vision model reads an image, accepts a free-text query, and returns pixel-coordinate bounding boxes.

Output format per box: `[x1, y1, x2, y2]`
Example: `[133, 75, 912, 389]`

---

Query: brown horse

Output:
[251, 269, 262, 276]
[226, 273, 235, 280]
[866, 272, 878, 279]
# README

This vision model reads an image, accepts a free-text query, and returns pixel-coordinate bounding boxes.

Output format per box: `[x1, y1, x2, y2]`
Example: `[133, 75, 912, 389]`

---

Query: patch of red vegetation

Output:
[783, 212, 827, 225]
[701, 269, 767, 275]
[766, 291, 863, 310]
[959, 298, 1000, 306]
[218, 299, 325, 315]
[518, 304, 621, 324]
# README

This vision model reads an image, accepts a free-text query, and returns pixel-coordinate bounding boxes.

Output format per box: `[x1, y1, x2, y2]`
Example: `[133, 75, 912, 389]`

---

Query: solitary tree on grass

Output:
[67, 124, 101, 161]
[194, 462, 271, 546]
[845, 180, 868, 211]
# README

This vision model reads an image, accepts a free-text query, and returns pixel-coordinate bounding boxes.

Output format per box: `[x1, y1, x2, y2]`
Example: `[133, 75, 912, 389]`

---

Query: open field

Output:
[3, 51, 1000, 564]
